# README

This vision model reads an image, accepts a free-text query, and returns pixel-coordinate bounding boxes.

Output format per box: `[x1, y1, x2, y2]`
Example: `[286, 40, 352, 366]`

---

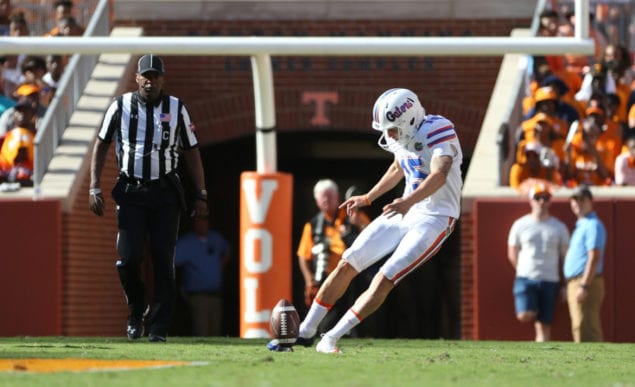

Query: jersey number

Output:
[400, 157, 427, 191]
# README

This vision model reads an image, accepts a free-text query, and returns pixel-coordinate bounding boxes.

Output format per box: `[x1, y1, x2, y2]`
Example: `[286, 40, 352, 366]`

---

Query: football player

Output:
[268, 88, 463, 353]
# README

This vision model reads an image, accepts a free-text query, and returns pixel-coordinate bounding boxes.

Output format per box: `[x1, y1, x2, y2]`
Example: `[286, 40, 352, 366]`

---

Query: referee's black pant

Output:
[113, 177, 182, 337]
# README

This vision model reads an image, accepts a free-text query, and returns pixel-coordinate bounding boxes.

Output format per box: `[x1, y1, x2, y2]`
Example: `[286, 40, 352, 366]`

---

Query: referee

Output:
[89, 54, 208, 343]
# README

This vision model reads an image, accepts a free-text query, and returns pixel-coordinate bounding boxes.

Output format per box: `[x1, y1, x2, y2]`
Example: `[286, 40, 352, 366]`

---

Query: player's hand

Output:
[382, 197, 411, 218]
[339, 195, 368, 217]
[89, 192, 105, 217]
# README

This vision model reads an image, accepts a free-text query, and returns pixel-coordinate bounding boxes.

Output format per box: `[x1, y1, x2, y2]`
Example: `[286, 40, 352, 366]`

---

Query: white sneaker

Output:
[315, 334, 342, 354]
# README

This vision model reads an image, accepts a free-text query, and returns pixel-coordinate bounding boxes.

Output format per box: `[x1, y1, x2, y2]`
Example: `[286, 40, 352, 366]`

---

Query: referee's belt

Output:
[118, 173, 165, 186]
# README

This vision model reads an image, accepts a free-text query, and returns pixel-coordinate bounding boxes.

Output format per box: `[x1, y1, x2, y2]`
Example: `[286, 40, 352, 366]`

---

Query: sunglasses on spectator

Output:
[533, 195, 551, 202]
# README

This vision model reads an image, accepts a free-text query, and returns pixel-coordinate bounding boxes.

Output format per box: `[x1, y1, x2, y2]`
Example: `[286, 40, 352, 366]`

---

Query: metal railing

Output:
[32, 0, 110, 189]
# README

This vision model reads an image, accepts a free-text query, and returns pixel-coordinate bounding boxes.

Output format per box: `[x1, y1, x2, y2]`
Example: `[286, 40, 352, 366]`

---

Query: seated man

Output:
[0, 83, 45, 138]
[0, 98, 36, 185]
[565, 118, 612, 186]
[509, 140, 562, 190]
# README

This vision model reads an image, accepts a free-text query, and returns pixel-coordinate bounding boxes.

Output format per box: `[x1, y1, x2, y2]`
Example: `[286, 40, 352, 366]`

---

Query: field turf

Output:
[0, 337, 633, 386]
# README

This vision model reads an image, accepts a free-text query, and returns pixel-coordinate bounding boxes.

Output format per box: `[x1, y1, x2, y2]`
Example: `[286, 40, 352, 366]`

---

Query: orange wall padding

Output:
[0, 199, 62, 335]
[239, 172, 293, 338]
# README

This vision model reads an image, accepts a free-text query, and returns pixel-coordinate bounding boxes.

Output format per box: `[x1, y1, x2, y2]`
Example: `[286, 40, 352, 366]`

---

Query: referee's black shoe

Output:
[126, 305, 149, 341]
[148, 333, 167, 343]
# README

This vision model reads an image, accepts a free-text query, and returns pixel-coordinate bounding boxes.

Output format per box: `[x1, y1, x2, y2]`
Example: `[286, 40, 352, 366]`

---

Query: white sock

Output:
[326, 309, 362, 340]
[299, 299, 331, 338]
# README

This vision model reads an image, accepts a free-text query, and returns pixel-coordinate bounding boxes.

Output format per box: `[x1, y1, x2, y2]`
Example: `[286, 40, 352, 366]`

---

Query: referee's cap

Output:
[138, 54, 164, 75]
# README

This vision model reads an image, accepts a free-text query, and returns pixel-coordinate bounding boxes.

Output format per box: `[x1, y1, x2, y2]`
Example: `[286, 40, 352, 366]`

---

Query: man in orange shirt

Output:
[296, 179, 370, 336]
[565, 117, 611, 186]
[509, 141, 562, 190]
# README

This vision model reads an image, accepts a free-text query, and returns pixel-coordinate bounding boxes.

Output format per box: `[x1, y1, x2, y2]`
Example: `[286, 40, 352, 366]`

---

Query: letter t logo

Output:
[302, 91, 339, 126]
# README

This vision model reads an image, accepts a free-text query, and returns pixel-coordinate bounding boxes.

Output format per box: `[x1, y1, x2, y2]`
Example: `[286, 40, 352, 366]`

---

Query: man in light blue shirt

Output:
[564, 185, 606, 342]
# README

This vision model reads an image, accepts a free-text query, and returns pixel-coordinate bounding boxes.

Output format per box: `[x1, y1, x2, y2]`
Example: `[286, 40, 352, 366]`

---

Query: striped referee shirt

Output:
[98, 91, 198, 180]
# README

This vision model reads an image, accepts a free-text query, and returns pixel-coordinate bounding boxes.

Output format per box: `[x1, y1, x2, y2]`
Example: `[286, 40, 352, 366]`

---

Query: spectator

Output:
[604, 93, 626, 134]
[297, 178, 370, 336]
[20, 55, 47, 86]
[174, 218, 231, 337]
[564, 185, 606, 342]
[526, 77, 581, 125]
[3, 9, 30, 97]
[507, 183, 570, 342]
[0, 0, 11, 36]
[0, 83, 45, 138]
[589, 104, 622, 178]
[509, 140, 562, 190]
[558, 9, 607, 76]
[614, 133, 635, 185]
[19, 56, 54, 108]
[519, 91, 570, 167]
[575, 63, 614, 106]
[0, 97, 36, 185]
[598, 44, 632, 123]
[52, 16, 84, 37]
[42, 54, 64, 90]
[47, 0, 76, 36]
[565, 116, 611, 186]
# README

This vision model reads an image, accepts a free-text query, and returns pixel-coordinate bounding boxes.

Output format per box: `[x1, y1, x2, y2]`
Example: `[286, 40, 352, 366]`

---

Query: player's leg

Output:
[296, 260, 358, 344]
[316, 270, 394, 352]
[316, 214, 455, 353]
[299, 215, 401, 343]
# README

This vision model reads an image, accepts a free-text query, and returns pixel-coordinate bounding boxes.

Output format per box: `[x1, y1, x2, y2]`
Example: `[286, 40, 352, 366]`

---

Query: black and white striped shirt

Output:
[98, 91, 198, 180]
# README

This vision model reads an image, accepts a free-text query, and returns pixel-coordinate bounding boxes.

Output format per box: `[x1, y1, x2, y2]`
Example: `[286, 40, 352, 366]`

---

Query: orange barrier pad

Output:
[0, 358, 188, 373]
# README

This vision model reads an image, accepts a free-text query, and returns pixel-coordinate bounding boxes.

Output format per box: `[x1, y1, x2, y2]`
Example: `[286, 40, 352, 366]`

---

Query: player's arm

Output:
[405, 154, 452, 204]
[340, 157, 403, 216]
[382, 154, 452, 217]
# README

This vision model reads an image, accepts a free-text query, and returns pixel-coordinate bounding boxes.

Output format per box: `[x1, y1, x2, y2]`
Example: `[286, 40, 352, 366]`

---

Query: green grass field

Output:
[0, 337, 633, 386]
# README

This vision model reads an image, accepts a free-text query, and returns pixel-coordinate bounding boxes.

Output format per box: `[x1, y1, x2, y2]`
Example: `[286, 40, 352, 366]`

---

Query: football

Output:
[270, 298, 300, 346]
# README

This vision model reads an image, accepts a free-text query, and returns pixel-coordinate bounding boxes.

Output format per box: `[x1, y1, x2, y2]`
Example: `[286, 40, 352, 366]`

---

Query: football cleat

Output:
[148, 334, 167, 343]
[315, 334, 342, 354]
[295, 336, 315, 347]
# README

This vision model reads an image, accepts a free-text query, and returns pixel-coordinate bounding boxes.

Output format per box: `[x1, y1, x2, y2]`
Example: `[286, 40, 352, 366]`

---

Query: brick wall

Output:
[116, 18, 530, 156]
[460, 210, 475, 340]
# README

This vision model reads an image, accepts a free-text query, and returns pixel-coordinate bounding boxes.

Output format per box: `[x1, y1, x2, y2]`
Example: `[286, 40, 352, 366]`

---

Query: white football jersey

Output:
[389, 114, 463, 219]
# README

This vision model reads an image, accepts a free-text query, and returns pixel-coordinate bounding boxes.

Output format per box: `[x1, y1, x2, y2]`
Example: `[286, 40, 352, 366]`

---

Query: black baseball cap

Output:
[571, 184, 593, 200]
[137, 54, 164, 75]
